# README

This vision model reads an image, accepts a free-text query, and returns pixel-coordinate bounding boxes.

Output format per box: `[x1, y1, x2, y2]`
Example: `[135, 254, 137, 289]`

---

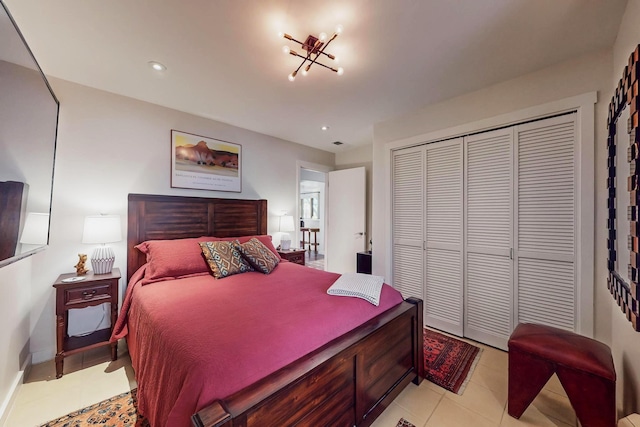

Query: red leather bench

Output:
[508, 323, 616, 427]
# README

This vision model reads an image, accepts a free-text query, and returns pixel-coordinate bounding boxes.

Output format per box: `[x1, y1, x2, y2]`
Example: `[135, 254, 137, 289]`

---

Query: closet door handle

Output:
[510, 248, 513, 260]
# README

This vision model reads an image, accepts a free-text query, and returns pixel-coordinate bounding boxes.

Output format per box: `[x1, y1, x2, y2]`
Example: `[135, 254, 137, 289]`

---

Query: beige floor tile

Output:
[479, 346, 509, 371]
[394, 382, 444, 424]
[444, 381, 506, 423]
[542, 374, 568, 397]
[6, 387, 84, 427]
[526, 389, 576, 426]
[76, 358, 136, 407]
[425, 396, 499, 427]
[370, 402, 426, 427]
[470, 362, 509, 402]
[81, 346, 114, 368]
[422, 379, 447, 395]
[500, 404, 574, 427]
[11, 365, 85, 407]
[619, 414, 640, 427]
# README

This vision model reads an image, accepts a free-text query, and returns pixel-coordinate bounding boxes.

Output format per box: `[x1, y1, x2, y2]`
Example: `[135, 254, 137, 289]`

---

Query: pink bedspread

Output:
[111, 261, 404, 427]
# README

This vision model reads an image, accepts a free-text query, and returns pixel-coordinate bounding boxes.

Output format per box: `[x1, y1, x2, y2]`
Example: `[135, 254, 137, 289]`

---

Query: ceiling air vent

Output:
[333, 141, 343, 146]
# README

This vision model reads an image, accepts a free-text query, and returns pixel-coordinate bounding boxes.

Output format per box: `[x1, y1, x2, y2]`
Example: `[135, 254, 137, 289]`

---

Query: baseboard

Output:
[0, 354, 31, 426]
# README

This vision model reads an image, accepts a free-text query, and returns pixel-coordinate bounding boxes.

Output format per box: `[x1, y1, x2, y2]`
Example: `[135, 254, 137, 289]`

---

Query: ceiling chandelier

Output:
[280, 25, 344, 81]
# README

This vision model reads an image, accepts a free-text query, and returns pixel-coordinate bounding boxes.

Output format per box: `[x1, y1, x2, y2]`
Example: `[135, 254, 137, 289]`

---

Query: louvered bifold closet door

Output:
[464, 129, 514, 350]
[392, 146, 424, 301]
[425, 138, 464, 336]
[515, 114, 577, 331]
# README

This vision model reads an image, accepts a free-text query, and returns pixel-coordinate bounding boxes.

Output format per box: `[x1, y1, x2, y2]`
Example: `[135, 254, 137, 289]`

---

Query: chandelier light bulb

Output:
[335, 25, 344, 34]
[319, 32, 327, 42]
[278, 31, 284, 38]
[282, 46, 290, 54]
[334, 56, 340, 63]
[288, 72, 296, 82]
[337, 67, 344, 76]
[302, 69, 308, 76]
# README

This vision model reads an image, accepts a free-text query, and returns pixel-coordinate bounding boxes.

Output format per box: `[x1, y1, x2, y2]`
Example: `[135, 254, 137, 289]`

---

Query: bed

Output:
[114, 193, 424, 427]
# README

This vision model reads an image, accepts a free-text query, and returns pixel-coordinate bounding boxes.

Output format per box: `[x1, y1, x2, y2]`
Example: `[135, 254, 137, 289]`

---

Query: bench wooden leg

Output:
[508, 349, 555, 419]
[557, 367, 616, 427]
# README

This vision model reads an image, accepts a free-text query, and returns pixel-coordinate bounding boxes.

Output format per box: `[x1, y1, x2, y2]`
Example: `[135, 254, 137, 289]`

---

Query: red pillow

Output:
[135, 236, 216, 282]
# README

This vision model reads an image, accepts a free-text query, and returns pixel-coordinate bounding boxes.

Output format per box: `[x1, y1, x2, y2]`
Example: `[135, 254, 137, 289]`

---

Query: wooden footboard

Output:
[192, 297, 424, 427]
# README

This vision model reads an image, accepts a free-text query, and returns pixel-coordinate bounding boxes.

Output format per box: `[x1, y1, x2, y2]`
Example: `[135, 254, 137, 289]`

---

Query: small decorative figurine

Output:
[75, 253, 89, 276]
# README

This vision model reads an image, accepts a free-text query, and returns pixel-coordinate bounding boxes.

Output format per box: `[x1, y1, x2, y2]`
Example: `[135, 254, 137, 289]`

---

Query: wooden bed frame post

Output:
[408, 297, 425, 385]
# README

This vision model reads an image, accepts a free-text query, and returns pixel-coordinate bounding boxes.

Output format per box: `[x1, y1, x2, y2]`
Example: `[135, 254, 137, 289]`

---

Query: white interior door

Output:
[424, 138, 464, 336]
[515, 114, 577, 331]
[464, 128, 514, 350]
[326, 167, 366, 274]
[392, 146, 425, 300]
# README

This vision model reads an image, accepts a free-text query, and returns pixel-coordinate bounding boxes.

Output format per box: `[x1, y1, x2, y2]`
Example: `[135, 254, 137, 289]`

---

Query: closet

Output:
[392, 113, 577, 349]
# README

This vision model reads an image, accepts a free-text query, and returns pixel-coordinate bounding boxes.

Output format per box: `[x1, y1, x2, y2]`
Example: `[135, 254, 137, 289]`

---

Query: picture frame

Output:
[606, 44, 640, 331]
[171, 130, 242, 193]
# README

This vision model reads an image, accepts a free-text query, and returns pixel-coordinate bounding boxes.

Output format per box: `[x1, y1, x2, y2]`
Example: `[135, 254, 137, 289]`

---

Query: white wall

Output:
[609, 0, 640, 415]
[10, 76, 333, 377]
[0, 256, 32, 423]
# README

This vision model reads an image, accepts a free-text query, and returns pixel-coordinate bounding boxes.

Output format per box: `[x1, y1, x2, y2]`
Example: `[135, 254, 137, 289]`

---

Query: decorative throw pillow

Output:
[199, 240, 254, 279]
[213, 235, 282, 261]
[135, 236, 217, 282]
[235, 238, 280, 274]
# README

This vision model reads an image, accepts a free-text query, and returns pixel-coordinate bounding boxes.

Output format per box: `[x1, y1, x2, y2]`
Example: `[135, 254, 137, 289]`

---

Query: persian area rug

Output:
[424, 328, 482, 395]
[397, 418, 416, 427]
[40, 388, 148, 427]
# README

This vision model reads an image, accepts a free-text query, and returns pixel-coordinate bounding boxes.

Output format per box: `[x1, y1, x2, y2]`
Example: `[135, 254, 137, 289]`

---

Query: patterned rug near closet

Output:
[396, 418, 416, 427]
[40, 388, 148, 427]
[424, 328, 482, 394]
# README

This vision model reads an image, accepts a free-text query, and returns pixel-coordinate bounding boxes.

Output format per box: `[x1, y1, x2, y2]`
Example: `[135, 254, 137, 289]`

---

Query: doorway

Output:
[298, 168, 327, 270]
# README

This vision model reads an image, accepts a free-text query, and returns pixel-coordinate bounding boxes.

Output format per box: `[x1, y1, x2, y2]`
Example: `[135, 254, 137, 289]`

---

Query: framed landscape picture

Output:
[171, 130, 242, 193]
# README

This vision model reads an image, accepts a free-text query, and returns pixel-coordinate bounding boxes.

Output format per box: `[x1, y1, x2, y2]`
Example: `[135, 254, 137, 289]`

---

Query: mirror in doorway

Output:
[300, 192, 320, 220]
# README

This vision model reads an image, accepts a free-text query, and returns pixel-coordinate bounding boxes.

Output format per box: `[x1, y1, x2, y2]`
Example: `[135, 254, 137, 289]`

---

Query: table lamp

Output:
[82, 215, 122, 274]
[279, 214, 295, 250]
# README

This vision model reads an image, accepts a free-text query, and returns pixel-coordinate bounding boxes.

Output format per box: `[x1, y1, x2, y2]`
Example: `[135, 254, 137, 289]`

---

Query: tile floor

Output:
[0, 335, 612, 427]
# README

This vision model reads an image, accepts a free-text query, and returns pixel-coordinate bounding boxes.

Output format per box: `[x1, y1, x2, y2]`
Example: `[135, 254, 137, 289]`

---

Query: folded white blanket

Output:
[327, 273, 384, 306]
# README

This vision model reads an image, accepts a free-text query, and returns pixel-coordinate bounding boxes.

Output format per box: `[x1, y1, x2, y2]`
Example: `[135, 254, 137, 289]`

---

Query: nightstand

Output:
[53, 268, 120, 378]
[278, 249, 306, 266]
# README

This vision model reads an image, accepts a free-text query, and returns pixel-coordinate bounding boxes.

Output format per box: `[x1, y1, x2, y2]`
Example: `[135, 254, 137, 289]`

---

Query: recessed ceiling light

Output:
[148, 61, 167, 72]
[321, 126, 329, 131]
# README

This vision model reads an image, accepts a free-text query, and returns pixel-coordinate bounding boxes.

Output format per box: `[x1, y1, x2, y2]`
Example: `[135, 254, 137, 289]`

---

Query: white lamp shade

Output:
[279, 215, 295, 232]
[82, 215, 122, 244]
[20, 213, 49, 245]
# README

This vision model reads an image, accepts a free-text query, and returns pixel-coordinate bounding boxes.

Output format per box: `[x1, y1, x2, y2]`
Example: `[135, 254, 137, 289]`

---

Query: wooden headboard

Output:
[127, 193, 267, 281]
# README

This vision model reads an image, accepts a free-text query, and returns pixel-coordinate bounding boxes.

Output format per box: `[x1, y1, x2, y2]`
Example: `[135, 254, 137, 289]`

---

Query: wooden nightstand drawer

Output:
[64, 284, 111, 306]
[277, 249, 306, 266]
[286, 253, 304, 265]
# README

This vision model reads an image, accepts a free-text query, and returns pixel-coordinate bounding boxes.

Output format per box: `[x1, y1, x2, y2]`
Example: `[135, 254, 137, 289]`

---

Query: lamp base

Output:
[91, 246, 115, 275]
